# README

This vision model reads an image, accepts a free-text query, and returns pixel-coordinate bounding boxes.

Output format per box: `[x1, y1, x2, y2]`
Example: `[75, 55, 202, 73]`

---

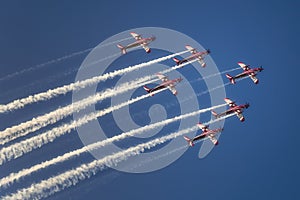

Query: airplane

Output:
[226, 62, 264, 84]
[172, 45, 210, 67]
[117, 32, 156, 54]
[183, 123, 223, 146]
[143, 73, 183, 96]
[211, 98, 249, 122]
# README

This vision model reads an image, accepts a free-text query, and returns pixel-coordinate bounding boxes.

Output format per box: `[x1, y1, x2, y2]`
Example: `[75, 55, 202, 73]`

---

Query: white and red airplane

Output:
[173, 45, 210, 67]
[184, 123, 223, 146]
[226, 62, 264, 84]
[117, 32, 156, 54]
[211, 98, 249, 122]
[143, 73, 183, 96]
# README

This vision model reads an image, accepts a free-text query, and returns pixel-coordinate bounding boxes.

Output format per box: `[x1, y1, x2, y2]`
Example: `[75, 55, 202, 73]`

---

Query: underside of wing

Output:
[197, 123, 208, 132]
[130, 32, 142, 40]
[168, 85, 178, 95]
[236, 112, 245, 122]
[224, 98, 237, 107]
[208, 134, 218, 145]
[185, 45, 197, 54]
[141, 43, 150, 53]
[250, 74, 259, 84]
[197, 56, 206, 67]
[156, 73, 168, 82]
[238, 62, 250, 71]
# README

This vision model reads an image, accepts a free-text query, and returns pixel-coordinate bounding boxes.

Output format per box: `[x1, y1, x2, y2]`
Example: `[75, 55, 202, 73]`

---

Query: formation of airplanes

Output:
[118, 32, 264, 148]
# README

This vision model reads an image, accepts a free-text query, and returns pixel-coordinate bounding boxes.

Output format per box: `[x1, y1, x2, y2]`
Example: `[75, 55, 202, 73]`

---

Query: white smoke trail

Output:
[0, 103, 225, 186]
[0, 51, 122, 101]
[0, 50, 189, 113]
[0, 37, 132, 82]
[132, 133, 210, 170]
[0, 59, 195, 145]
[0, 63, 236, 146]
[1, 114, 234, 200]
[190, 67, 241, 84]
[0, 87, 171, 165]
[196, 75, 252, 96]
[0, 77, 159, 145]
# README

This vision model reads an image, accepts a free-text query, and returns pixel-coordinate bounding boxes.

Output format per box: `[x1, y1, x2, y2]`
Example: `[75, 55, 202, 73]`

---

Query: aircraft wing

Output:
[197, 56, 206, 67]
[208, 134, 218, 145]
[185, 45, 197, 54]
[235, 111, 245, 122]
[197, 123, 208, 132]
[224, 98, 237, 107]
[238, 62, 250, 71]
[130, 32, 142, 40]
[141, 43, 150, 53]
[156, 73, 169, 82]
[250, 74, 259, 84]
[168, 84, 178, 95]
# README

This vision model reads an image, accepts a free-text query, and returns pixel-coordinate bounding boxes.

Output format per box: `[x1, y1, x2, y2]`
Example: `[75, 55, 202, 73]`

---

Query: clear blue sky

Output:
[0, 1, 299, 200]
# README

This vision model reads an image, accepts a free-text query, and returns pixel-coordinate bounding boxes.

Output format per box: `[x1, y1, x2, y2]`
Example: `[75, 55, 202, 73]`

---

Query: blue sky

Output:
[0, 0, 299, 199]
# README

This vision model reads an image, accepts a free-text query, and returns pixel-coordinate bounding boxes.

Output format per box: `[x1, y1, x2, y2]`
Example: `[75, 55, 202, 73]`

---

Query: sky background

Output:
[0, 0, 299, 200]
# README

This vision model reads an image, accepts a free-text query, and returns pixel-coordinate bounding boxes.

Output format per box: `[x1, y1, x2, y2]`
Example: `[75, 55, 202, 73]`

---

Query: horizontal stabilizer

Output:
[173, 57, 180, 65]
[117, 44, 127, 54]
[143, 86, 151, 93]
[226, 74, 235, 84]
[211, 110, 218, 118]
[183, 136, 194, 147]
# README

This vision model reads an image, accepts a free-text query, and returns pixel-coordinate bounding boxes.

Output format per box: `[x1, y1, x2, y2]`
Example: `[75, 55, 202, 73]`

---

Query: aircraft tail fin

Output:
[183, 136, 194, 147]
[172, 57, 180, 65]
[211, 110, 218, 118]
[117, 44, 127, 54]
[143, 85, 154, 96]
[226, 74, 235, 84]
[143, 85, 151, 93]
